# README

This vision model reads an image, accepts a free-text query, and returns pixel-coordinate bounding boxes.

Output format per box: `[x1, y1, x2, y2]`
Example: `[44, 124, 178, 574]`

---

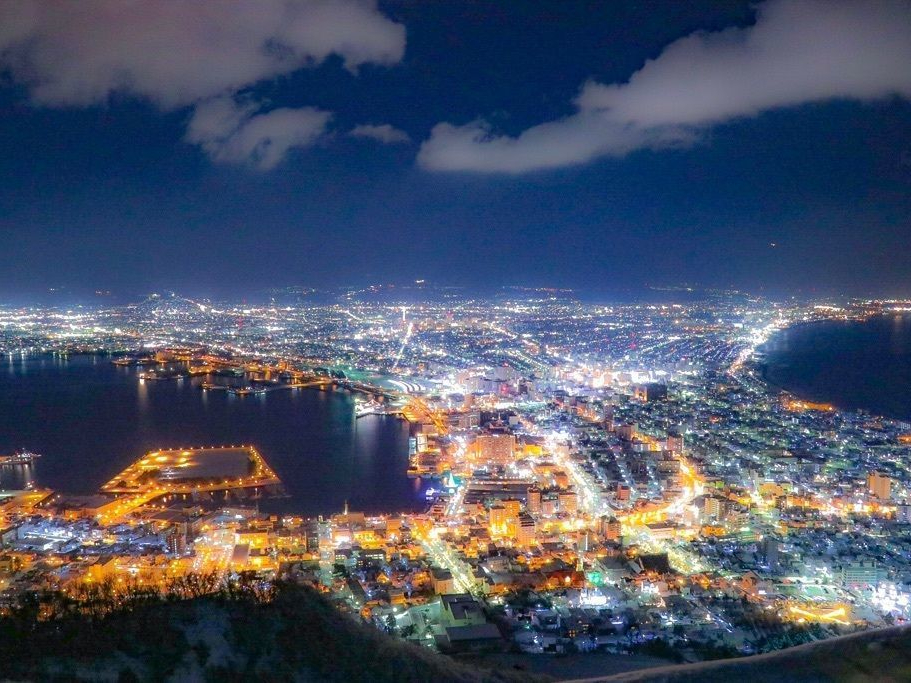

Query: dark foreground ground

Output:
[460, 652, 669, 680]
[565, 623, 911, 683]
[0, 585, 547, 683]
[2, 585, 908, 682]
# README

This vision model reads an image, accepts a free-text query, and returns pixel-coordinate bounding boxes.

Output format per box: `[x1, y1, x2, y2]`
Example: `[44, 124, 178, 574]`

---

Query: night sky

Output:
[1, 0, 910, 300]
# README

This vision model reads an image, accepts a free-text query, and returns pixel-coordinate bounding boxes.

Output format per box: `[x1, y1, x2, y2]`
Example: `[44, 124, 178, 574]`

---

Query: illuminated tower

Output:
[576, 533, 588, 573]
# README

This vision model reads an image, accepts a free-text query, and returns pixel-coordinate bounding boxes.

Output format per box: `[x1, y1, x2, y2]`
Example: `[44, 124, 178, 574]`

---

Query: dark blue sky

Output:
[1, 1, 910, 301]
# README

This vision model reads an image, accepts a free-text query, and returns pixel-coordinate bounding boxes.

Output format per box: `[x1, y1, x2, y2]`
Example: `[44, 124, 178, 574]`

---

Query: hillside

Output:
[567, 625, 911, 683]
[6, 584, 908, 682]
[0, 585, 545, 683]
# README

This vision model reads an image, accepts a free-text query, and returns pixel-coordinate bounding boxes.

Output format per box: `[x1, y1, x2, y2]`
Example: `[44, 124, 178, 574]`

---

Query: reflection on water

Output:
[0, 463, 35, 490]
[0, 355, 424, 516]
[762, 314, 911, 421]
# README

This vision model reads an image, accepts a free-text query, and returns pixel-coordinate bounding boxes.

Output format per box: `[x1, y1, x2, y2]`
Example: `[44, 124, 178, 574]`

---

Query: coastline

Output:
[757, 315, 911, 423]
[0, 354, 421, 516]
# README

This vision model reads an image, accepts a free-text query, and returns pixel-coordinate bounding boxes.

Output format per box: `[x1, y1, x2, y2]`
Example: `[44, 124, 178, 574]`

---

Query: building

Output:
[502, 498, 521, 518]
[48, 495, 124, 521]
[867, 472, 892, 500]
[438, 624, 502, 653]
[435, 593, 502, 651]
[517, 514, 536, 546]
[703, 495, 730, 521]
[488, 503, 507, 528]
[166, 523, 188, 555]
[489, 499, 522, 539]
[644, 522, 678, 540]
[432, 568, 457, 595]
[440, 593, 486, 626]
[448, 410, 480, 430]
[526, 486, 542, 515]
[762, 536, 780, 569]
[633, 383, 668, 402]
[475, 433, 516, 465]
[488, 504, 510, 537]
[838, 560, 880, 588]
[600, 515, 622, 542]
[541, 496, 557, 516]
[558, 490, 578, 515]
[666, 431, 684, 453]
[617, 424, 638, 441]
[897, 504, 911, 523]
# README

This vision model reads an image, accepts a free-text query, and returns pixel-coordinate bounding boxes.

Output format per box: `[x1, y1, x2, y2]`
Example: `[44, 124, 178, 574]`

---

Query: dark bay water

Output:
[762, 314, 911, 421]
[0, 355, 424, 515]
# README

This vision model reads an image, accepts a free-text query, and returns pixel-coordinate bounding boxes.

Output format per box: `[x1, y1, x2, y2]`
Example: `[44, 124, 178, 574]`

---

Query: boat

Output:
[139, 371, 181, 380]
[0, 450, 41, 466]
[229, 386, 266, 396]
[355, 399, 385, 418]
[113, 357, 158, 367]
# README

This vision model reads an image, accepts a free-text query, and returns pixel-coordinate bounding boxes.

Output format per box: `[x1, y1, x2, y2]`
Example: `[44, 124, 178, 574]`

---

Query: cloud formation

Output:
[186, 98, 331, 170]
[350, 123, 411, 144]
[419, 0, 911, 173]
[0, 0, 405, 167]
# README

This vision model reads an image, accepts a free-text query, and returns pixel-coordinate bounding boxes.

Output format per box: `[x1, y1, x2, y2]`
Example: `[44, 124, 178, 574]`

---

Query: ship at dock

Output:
[355, 398, 387, 418]
[0, 450, 41, 466]
[112, 356, 159, 367]
[200, 382, 266, 396]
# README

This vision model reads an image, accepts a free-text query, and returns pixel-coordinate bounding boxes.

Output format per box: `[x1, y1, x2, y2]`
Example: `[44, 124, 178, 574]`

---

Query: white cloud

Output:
[186, 97, 331, 170]
[419, 117, 693, 173]
[0, 0, 405, 167]
[419, 0, 911, 173]
[349, 123, 411, 144]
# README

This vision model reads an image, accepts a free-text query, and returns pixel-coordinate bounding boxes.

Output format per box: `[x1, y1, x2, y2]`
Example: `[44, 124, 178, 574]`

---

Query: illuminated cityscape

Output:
[2, 0, 911, 679]
[2, 291, 911, 674]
